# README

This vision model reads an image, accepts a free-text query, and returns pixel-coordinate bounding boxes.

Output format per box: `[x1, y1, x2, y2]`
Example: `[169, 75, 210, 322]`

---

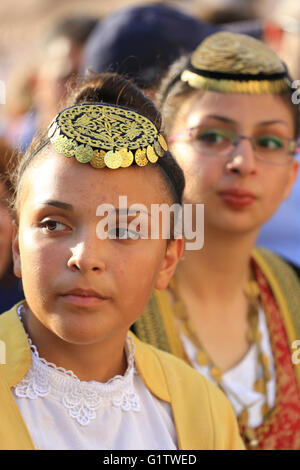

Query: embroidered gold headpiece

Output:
[181, 32, 290, 94]
[47, 102, 168, 169]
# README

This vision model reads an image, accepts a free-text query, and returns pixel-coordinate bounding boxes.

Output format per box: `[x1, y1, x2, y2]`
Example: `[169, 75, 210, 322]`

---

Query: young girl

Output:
[0, 73, 243, 450]
[134, 32, 300, 450]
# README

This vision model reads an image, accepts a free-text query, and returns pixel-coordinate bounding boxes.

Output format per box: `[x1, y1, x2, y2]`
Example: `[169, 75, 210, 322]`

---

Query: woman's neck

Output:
[174, 227, 260, 370]
[176, 227, 258, 305]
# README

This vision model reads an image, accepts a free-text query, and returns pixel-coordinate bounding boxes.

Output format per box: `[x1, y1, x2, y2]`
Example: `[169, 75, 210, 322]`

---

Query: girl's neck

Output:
[22, 306, 128, 383]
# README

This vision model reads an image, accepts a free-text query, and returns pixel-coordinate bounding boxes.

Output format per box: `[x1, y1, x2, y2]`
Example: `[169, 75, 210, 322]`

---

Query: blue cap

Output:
[83, 4, 217, 89]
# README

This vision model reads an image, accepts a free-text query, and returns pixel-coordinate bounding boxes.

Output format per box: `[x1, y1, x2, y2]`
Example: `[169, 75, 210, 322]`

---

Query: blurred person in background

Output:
[257, 0, 300, 276]
[264, 0, 300, 81]
[4, 15, 98, 152]
[83, 3, 217, 100]
[0, 139, 23, 313]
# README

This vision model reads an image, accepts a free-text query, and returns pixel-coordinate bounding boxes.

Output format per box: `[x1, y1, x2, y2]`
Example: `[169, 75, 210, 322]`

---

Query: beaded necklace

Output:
[169, 276, 272, 449]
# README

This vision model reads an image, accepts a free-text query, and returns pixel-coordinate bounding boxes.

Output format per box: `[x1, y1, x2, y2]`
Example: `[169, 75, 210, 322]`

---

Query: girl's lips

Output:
[61, 288, 108, 307]
[61, 294, 106, 307]
[218, 189, 256, 208]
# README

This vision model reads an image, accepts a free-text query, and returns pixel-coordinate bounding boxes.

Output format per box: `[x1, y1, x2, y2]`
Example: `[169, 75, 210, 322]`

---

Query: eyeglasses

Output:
[168, 126, 299, 165]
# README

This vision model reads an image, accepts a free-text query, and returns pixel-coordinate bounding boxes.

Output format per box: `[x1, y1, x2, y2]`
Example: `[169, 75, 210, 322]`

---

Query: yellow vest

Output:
[0, 303, 244, 450]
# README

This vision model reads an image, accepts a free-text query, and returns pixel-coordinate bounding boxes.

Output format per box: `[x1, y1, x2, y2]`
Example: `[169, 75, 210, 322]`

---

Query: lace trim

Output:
[14, 304, 140, 426]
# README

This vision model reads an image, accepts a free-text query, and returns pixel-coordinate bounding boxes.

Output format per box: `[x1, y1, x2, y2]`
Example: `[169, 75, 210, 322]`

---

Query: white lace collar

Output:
[14, 304, 140, 426]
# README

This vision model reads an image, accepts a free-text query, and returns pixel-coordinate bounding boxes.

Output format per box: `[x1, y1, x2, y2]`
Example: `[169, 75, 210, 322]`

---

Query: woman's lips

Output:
[218, 189, 256, 208]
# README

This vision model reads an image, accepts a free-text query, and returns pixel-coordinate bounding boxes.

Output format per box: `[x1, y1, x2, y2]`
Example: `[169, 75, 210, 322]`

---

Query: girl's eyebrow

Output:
[39, 200, 74, 211]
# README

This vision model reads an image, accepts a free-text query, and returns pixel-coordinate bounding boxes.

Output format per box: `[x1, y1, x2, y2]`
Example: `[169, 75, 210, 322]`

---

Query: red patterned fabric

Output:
[241, 260, 300, 449]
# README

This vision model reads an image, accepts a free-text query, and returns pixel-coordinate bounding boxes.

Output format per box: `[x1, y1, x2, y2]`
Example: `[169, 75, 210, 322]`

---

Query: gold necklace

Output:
[169, 276, 272, 449]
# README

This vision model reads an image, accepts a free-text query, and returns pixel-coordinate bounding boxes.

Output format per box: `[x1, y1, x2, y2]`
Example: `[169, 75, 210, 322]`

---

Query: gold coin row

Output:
[50, 133, 168, 169]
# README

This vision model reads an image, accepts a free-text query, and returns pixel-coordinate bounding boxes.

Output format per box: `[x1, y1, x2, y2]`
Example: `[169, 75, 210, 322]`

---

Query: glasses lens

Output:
[193, 127, 235, 156]
[254, 135, 293, 163]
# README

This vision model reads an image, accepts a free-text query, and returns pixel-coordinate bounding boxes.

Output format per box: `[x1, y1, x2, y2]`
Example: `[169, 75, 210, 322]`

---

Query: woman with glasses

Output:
[134, 32, 300, 450]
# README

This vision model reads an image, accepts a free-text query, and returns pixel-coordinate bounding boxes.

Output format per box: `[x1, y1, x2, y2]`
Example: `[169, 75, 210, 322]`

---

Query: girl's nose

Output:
[67, 238, 106, 274]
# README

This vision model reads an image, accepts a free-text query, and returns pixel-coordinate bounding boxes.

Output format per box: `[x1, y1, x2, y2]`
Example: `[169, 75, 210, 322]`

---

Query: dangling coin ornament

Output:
[75, 144, 93, 163]
[47, 102, 168, 169]
[104, 150, 123, 169]
[147, 145, 159, 163]
[135, 148, 148, 166]
[90, 150, 106, 169]
[154, 139, 165, 157]
[120, 149, 134, 168]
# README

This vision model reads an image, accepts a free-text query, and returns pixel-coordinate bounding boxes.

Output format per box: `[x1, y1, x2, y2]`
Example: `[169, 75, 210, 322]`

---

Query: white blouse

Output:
[12, 307, 177, 450]
[180, 306, 276, 428]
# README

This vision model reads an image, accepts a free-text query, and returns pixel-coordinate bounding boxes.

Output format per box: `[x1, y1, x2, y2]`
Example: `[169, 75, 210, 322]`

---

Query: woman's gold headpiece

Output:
[181, 32, 290, 94]
[47, 102, 168, 169]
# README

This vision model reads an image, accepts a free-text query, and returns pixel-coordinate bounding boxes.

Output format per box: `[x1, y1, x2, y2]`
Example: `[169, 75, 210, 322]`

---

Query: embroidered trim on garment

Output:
[14, 305, 140, 426]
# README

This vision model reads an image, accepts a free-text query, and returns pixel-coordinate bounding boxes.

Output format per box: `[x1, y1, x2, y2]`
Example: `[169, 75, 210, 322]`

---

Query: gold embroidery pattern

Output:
[48, 103, 167, 169]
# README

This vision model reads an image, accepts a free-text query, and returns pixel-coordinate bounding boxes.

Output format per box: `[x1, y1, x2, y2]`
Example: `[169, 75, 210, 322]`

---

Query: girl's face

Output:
[12, 151, 183, 344]
[169, 91, 298, 235]
[0, 182, 13, 278]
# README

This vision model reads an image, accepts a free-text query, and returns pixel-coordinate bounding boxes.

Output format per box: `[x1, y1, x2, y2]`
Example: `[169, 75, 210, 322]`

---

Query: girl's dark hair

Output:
[0, 139, 15, 197]
[158, 54, 300, 139]
[12, 73, 185, 220]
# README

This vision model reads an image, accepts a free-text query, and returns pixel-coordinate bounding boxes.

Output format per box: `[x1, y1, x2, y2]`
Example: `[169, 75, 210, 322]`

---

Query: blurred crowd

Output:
[0, 0, 300, 313]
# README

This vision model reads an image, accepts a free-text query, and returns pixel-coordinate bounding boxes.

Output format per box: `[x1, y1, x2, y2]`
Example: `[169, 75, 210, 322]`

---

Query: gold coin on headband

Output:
[75, 144, 93, 163]
[158, 134, 168, 152]
[63, 140, 77, 157]
[147, 145, 159, 163]
[54, 135, 69, 154]
[154, 140, 164, 157]
[104, 150, 123, 169]
[119, 148, 134, 168]
[135, 148, 148, 166]
[90, 150, 106, 168]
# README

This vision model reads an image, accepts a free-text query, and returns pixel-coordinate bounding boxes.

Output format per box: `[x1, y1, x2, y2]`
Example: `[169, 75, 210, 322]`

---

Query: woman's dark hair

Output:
[11, 73, 185, 222]
[158, 54, 300, 139]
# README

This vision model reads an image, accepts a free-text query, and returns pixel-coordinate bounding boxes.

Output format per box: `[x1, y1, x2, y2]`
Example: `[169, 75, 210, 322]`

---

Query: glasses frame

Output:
[168, 126, 299, 166]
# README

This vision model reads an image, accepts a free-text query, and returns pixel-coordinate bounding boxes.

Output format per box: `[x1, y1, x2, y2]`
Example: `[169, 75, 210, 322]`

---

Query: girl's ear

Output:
[11, 221, 22, 278]
[154, 238, 184, 290]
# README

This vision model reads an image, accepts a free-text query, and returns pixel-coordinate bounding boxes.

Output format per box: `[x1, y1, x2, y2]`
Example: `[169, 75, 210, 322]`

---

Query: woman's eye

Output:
[39, 220, 67, 233]
[196, 130, 229, 146]
[256, 136, 284, 150]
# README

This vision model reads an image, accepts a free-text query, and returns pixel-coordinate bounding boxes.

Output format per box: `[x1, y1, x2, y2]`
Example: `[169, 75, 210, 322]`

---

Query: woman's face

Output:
[169, 91, 298, 235]
[12, 151, 182, 344]
[0, 182, 13, 278]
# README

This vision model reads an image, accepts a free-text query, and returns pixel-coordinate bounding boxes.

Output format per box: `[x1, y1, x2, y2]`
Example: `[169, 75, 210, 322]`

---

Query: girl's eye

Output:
[39, 220, 67, 233]
[256, 136, 284, 150]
